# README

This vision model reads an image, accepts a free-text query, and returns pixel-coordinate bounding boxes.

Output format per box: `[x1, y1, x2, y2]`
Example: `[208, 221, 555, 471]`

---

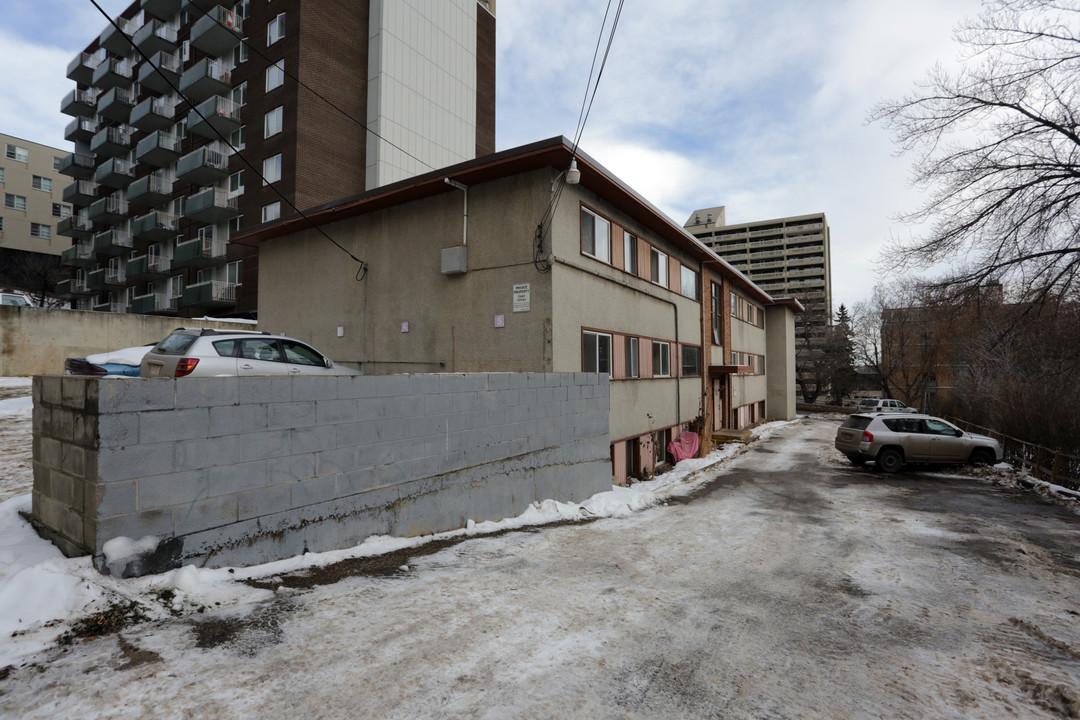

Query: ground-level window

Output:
[652, 340, 670, 377]
[583, 330, 612, 376]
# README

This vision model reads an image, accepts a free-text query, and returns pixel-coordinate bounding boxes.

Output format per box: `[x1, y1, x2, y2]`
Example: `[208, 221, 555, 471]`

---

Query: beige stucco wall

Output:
[0, 133, 68, 257]
[0, 306, 256, 376]
[765, 305, 797, 420]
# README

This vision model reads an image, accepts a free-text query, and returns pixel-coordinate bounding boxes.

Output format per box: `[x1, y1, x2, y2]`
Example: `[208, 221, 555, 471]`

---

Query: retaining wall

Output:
[31, 372, 611, 576]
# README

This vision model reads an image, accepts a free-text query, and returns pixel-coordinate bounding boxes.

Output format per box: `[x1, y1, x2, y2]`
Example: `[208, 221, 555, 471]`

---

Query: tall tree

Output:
[871, 0, 1080, 302]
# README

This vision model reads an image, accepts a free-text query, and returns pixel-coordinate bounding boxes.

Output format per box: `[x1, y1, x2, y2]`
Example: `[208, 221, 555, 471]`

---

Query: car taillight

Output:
[862, 431, 874, 443]
[174, 358, 200, 377]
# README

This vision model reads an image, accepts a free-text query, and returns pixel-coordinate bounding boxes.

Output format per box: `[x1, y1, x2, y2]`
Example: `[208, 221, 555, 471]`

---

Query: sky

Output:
[0, 0, 986, 309]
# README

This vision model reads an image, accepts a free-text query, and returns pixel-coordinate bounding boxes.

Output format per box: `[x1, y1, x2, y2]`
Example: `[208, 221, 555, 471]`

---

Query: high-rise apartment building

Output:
[57, 0, 495, 318]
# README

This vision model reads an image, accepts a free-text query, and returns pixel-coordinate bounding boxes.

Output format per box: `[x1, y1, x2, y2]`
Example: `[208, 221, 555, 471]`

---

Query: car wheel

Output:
[970, 448, 995, 466]
[876, 448, 904, 473]
[845, 454, 867, 467]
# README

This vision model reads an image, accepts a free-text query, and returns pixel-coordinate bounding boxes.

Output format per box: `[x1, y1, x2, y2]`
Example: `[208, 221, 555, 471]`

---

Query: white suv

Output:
[835, 413, 1002, 473]
[857, 398, 919, 414]
[141, 328, 360, 378]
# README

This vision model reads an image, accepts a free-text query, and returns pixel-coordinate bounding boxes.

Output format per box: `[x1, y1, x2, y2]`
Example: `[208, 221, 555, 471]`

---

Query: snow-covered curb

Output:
[0, 419, 796, 668]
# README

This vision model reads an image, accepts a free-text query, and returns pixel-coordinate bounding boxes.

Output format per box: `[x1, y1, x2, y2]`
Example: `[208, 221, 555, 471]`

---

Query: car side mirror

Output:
[325, 358, 333, 369]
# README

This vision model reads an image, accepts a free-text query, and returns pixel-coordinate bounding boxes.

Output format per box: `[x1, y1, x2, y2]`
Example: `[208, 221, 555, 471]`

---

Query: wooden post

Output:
[1050, 453, 1063, 486]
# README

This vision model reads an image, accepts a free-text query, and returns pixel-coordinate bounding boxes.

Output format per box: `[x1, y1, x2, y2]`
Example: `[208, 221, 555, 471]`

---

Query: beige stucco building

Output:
[1, 133, 71, 259]
[238, 137, 801, 484]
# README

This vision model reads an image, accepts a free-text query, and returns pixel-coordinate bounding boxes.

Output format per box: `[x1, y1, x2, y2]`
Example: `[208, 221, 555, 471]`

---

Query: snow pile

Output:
[84, 345, 153, 367]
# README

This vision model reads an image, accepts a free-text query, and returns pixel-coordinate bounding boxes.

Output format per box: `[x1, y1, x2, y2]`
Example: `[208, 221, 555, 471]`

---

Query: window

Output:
[228, 169, 245, 197]
[263, 154, 282, 184]
[623, 231, 637, 274]
[583, 330, 612, 377]
[52, 203, 71, 218]
[0, 167, 4, 182]
[267, 12, 285, 45]
[265, 60, 285, 91]
[652, 341, 670, 377]
[4, 194, 26, 211]
[0, 218, 4, 232]
[625, 336, 639, 378]
[756, 355, 765, 374]
[264, 106, 283, 138]
[168, 275, 184, 298]
[30, 222, 50, 239]
[580, 207, 610, 263]
[231, 81, 248, 107]
[262, 201, 280, 222]
[53, 156, 63, 171]
[32, 176, 52, 192]
[227, 260, 243, 285]
[5, 144, 28, 162]
[680, 265, 699, 300]
[711, 282, 722, 345]
[681, 346, 701, 377]
[232, 39, 249, 65]
[230, 214, 244, 233]
[234, 0, 249, 18]
[650, 247, 668, 286]
[282, 340, 326, 367]
[229, 125, 246, 152]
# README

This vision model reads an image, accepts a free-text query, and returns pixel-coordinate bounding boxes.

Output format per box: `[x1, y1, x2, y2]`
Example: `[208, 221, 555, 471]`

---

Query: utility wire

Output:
[87, 0, 368, 280]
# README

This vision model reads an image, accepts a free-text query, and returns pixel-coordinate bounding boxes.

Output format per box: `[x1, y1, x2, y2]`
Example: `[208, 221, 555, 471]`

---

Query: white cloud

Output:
[0, 29, 73, 149]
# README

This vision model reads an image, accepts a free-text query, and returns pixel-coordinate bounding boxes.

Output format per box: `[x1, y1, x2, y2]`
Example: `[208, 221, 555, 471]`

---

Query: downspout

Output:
[549, 255, 680, 427]
[444, 178, 468, 246]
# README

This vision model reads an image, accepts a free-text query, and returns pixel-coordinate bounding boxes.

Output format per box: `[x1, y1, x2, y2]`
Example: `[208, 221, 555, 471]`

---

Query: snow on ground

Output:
[0, 378, 794, 669]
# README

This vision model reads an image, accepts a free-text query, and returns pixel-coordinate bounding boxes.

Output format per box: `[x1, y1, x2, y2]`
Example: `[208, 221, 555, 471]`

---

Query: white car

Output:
[856, 398, 919, 414]
[141, 328, 360, 378]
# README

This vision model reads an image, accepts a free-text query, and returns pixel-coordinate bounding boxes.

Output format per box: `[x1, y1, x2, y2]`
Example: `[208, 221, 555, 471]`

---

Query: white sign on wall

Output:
[513, 283, 530, 312]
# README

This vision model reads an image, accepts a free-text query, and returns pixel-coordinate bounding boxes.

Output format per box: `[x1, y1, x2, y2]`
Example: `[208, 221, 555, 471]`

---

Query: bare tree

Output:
[871, 0, 1080, 303]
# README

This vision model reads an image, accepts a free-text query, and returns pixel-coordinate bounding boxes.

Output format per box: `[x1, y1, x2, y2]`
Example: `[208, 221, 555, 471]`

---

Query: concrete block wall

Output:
[31, 372, 611, 575]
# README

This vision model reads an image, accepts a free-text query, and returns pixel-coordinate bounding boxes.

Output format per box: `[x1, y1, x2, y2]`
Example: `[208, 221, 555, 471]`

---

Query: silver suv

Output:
[141, 328, 360, 378]
[856, 398, 919, 414]
[835, 413, 1002, 473]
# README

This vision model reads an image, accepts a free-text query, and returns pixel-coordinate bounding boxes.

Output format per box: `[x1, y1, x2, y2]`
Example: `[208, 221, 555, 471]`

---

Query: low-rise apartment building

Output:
[237, 137, 801, 484]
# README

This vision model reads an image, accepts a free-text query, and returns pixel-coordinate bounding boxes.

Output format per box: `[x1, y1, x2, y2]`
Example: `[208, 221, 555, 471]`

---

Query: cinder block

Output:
[93, 508, 173, 549]
[238, 376, 292, 405]
[175, 377, 239, 409]
[97, 414, 140, 449]
[407, 374, 440, 396]
[356, 397, 391, 421]
[370, 375, 409, 398]
[291, 425, 337, 454]
[423, 393, 450, 416]
[172, 494, 238, 535]
[97, 442, 176, 482]
[61, 376, 90, 411]
[335, 419, 380, 448]
[139, 407, 209, 442]
[175, 436, 238, 472]
[48, 408, 75, 443]
[336, 375, 378, 399]
[207, 460, 268, 495]
[94, 479, 137, 517]
[97, 378, 174, 413]
[60, 444, 87, 477]
[487, 373, 510, 390]
[527, 374, 548, 389]
[238, 429, 291, 462]
[398, 455, 442, 482]
[39, 376, 62, 406]
[137, 471, 209, 510]
[393, 394, 425, 419]
[267, 453, 316, 485]
[38, 436, 63, 468]
[209, 403, 268, 437]
[267, 401, 317, 430]
[338, 466, 378, 496]
[354, 441, 394, 469]
[291, 475, 338, 507]
[316, 446, 358, 476]
[316, 398, 358, 425]
[32, 460, 52, 496]
[290, 376, 339, 402]
[238, 483, 294, 520]
[488, 407, 511, 427]
[439, 450, 466, 475]
[464, 409, 488, 430]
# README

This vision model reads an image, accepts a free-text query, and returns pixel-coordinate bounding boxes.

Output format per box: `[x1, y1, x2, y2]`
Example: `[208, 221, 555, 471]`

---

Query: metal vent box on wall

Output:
[441, 245, 468, 275]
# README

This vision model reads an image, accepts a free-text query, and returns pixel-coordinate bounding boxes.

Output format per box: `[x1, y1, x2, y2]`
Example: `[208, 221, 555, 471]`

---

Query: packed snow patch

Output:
[84, 345, 152, 367]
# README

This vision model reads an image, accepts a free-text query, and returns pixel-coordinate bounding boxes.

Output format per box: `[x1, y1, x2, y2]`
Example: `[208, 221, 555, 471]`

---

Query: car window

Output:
[240, 338, 283, 362]
[213, 339, 240, 357]
[1, 294, 30, 306]
[883, 418, 922, 433]
[282, 340, 325, 367]
[924, 419, 960, 437]
[841, 416, 873, 430]
[153, 332, 199, 354]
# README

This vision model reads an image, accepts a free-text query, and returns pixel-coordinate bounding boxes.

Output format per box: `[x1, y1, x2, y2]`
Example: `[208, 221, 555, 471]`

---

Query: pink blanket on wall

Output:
[668, 431, 700, 463]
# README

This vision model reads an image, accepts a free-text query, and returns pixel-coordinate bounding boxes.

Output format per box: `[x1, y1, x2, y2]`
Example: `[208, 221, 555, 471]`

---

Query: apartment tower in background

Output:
[57, 0, 495, 318]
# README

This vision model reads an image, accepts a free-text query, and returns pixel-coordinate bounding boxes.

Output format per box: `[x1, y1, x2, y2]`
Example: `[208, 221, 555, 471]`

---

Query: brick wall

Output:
[32, 372, 610, 576]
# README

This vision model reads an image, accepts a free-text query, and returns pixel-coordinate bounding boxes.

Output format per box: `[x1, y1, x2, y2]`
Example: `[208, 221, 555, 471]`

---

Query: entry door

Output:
[713, 378, 725, 431]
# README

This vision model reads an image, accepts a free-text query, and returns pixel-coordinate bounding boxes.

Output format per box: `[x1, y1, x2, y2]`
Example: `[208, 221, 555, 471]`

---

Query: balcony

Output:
[60, 241, 95, 267]
[182, 280, 236, 310]
[185, 187, 238, 223]
[92, 226, 134, 256]
[89, 125, 134, 158]
[127, 173, 173, 208]
[94, 157, 136, 188]
[91, 57, 135, 92]
[174, 233, 227, 268]
[57, 216, 95, 242]
[130, 95, 175, 131]
[64, 116, 99, 143]
[56, 277, 93, 298]
[60, 88, 98, 117]
[86, 268, 106, 292]
[126, 253, 173, 282]
[133, 18, 178, 56]
[87, 195, 130, 226]
[187, 95, 241, 139]
[103, 264, 128, 290]
[175, 142, 229, 184]
[132, 210, 178, 241]
[57, 152, 97, 180]
[178, 58, 232, 104]
[141, 0, 182, 21]
[98, 17, 139, 55]
[96, 86, 137, 122]
[190, 6, 243, 56]
[135, 130, 182, 167]
[137, 51, 181, 95]
[130, 292, 178, 315]
[63, 180, 99, 206]
[67, 52, 99, 85]
[93, 301, 129, 314]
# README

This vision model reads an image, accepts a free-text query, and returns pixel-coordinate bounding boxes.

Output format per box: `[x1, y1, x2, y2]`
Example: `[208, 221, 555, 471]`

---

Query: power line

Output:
[86, 0, 368, 280]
